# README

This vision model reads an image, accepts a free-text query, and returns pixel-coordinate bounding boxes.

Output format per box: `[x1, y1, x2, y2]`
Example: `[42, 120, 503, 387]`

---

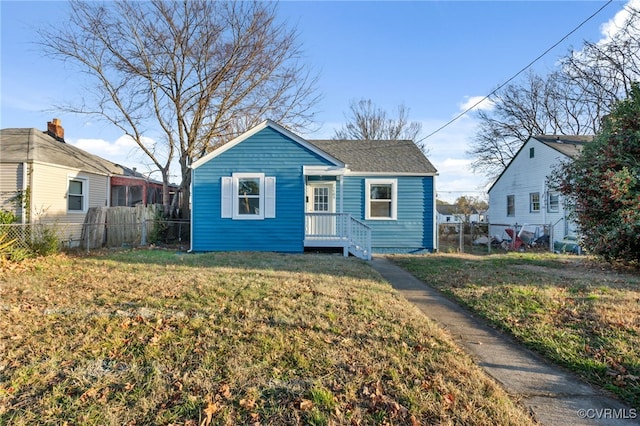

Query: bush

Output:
[148, 208, 169, 244]
[29, 225, 61, 257]
[553, 83, 640, 263]
[0, 210, 18, 224]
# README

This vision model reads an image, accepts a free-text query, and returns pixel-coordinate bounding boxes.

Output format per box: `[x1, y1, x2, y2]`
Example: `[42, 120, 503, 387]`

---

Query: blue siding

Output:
[342, 175, 434, 253]
[192, 127, 334, 253]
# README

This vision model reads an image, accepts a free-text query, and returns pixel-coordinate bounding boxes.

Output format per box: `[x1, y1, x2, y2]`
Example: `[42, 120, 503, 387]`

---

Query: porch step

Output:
[305, 213, 372, 260]
[349, 243, 371, 260]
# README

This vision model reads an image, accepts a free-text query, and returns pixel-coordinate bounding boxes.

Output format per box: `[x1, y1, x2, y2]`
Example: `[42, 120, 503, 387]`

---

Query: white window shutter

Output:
[265, 176, 276, 218]
[221, 176, 233, 218]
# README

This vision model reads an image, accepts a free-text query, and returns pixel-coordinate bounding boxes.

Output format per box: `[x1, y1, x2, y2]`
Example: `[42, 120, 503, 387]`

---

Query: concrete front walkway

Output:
[369, 256, 638, 426]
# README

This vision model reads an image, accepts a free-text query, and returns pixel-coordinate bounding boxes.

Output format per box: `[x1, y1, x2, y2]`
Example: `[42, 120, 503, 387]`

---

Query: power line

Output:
[416, 0, 615, 144]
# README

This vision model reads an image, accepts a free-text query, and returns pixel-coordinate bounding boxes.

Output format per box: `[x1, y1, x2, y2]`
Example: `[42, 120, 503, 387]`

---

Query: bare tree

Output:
[39, 0, 319, 216]
[333, 99, 426, 152]
[467, 70, 603, 180]
[560, 2, 640, 111]
[469, 72, 561, 178]
[469, 3, 640, 183]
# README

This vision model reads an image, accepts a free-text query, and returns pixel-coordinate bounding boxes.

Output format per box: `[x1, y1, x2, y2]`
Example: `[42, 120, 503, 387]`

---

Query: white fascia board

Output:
[191, 119, 345, 170]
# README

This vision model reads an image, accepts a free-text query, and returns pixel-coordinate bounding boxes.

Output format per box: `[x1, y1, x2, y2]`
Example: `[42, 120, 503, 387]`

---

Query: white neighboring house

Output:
[488, 135, 592, 244]
[436, 204, 463, 224]
[436, 204, 485, 225]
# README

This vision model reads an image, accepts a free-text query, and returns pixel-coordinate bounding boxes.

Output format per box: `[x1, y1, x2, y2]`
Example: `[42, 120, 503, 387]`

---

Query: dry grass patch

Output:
[391, 252, 640, 409]
[1, 250, 534, 425]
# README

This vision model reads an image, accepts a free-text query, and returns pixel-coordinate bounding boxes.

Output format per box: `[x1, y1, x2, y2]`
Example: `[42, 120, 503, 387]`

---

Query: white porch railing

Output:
[304, 213, 372, 260]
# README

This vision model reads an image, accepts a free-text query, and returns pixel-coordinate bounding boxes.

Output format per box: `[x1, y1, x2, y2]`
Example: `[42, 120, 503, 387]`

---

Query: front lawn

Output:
[391, 252, 640, 409]
[0, 250, 535, 425]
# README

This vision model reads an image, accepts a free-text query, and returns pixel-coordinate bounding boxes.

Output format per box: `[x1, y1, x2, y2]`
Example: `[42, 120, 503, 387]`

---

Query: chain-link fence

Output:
[438, 222, 563, 254]
[0, 219, 190, 260]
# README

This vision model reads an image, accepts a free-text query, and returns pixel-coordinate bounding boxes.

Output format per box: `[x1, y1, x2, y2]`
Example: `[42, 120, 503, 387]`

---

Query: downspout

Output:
[24, 129, 34, 224]
[338, 175, 344, 213]
[106, 174, 112, 207]
[188, 165, 194, 253]
[542, 183, 547, 233]
[21, 162, 28, 223]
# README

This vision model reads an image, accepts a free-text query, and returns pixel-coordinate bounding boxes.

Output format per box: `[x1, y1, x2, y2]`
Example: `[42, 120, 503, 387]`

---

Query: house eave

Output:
[303, 165, 349, 176]
[344, 171, 438, 177]
[29, 159, 112, 177]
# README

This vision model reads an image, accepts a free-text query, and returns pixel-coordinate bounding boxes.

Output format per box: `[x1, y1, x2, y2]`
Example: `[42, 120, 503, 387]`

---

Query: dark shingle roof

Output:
[533, 135, 593, 159]
[0, 128, 123, 175]
[436, 204, 478, 215]
[308, 139, 437, 174]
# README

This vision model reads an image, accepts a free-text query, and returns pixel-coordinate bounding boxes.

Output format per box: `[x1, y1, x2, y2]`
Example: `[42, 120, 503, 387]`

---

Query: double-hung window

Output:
[506, 195, 515, 217]
[221, 173, 276, 220]
[365, 179, 397, 220]
[547, 192, 560, 213]
[237, 175, 262, 217]
[68, 177, 87, 212]
[530, 192, 540, 213]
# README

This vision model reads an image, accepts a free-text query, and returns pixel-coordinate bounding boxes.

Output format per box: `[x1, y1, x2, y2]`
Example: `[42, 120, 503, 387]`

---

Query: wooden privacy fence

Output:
[82, 205, 161, 249]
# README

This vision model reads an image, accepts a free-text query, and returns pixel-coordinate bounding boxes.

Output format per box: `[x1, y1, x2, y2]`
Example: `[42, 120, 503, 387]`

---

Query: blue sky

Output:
[0, 1, 631, 202]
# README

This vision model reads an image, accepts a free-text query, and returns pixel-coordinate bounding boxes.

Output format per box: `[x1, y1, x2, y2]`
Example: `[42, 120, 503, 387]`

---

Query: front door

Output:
[306, 183, 336, 236]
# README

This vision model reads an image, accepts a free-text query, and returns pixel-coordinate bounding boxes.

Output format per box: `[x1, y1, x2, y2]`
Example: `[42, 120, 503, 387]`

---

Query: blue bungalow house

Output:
[190, 120, 437, 259]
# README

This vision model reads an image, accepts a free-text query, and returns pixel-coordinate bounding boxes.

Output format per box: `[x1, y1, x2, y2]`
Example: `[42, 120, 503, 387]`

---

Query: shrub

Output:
[0, 210, 18, 224]
[552, 83, 640, 263]
[29, 225, 61, 257]
[148, 208, 169, 244]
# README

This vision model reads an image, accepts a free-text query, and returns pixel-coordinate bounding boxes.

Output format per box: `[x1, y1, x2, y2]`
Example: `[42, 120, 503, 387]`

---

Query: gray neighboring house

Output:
[0, 119, 122, 243]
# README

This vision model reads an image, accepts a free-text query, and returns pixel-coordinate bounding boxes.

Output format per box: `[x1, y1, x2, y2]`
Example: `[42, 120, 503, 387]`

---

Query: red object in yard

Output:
[504, 229, 524, 250]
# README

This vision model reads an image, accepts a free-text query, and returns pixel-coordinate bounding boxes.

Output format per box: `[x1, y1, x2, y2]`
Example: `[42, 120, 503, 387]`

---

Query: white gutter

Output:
[21, 162, 28, 224]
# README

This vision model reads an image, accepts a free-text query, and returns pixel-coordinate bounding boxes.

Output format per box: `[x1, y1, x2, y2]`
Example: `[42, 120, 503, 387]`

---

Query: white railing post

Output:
[304, 213, 371, 260]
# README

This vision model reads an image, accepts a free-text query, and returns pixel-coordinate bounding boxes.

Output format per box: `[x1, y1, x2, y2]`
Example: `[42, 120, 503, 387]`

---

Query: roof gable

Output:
[534, 135, 592, 159]
[309, 139, 437, 174]
[487, 135, 592, 193]
[0, 128, 123, 176]
[191, 120, 345, 170]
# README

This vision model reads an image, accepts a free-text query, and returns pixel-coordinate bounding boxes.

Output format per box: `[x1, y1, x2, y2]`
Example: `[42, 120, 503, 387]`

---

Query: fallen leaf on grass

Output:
[218, 383, 232, 399]
[296, 398, 314, 411]
[443, 393, 455, 405]
[200, 397, 219, 426]
[240, 398, 256, 410]
[79, 387, 99, 402]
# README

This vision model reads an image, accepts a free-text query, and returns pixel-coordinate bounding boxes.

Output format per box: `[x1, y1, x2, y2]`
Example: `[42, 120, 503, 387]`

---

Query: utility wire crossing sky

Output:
[0, 0, 633, 202]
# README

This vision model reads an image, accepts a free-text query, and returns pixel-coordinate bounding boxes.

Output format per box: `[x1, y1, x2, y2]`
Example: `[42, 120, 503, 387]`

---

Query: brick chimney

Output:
[47, 118, 65, 142]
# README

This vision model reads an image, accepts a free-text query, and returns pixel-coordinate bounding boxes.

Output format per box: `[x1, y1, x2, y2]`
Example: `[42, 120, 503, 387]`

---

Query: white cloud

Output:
[458, 96, 494, 112]
[71, 136, 135, 157]
[599, 0, 640, 44]
[68, 135, 166, 179]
